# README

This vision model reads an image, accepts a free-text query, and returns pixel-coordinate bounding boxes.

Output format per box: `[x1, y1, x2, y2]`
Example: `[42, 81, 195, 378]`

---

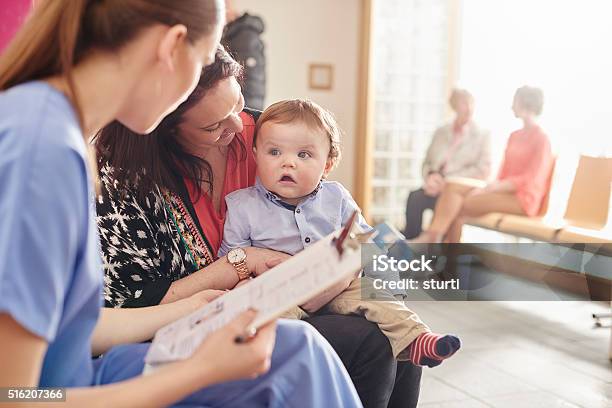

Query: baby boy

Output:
[219, 99, 460, 366]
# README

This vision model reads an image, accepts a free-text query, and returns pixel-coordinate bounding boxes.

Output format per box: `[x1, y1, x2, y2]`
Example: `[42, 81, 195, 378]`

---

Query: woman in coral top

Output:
[412, 86, 554, 243]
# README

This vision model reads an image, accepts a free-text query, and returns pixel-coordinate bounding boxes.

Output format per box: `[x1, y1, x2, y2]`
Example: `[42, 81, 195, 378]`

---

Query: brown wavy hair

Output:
[94, 45, 245, 200]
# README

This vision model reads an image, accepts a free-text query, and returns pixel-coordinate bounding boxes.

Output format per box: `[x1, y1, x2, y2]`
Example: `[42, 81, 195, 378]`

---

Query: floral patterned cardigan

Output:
[96, 109, 259, 308]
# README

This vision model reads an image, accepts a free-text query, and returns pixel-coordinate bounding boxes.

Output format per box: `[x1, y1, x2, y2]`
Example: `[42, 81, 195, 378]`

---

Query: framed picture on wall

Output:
[309, 64, 334, 90]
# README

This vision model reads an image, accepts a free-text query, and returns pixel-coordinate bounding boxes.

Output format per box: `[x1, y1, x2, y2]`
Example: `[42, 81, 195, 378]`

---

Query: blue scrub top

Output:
[0, 82, 102, 387]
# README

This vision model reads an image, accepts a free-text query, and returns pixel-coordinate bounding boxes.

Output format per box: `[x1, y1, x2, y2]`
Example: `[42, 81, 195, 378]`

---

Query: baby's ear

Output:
[323, 158, 334, 177]
[252, 146, 258, 162]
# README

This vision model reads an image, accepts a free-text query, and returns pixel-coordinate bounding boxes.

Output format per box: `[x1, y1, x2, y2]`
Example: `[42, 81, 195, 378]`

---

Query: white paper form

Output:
[144, 229, 362, 366]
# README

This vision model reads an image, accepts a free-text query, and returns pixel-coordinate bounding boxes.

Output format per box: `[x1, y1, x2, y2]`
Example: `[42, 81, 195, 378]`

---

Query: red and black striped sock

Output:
[407, 332, 461, 367]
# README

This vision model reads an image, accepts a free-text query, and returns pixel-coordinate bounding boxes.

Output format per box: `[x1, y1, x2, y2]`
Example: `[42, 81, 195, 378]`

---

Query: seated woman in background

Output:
[404, 88, 491, 239]
[412, 86, 554, 243]
[95, 46, 423, 408]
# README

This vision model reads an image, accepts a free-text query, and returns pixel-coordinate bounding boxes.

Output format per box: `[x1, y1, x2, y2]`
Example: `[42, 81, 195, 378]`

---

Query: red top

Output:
[497, 126, 554, 216]
[185, 112, 257, 255]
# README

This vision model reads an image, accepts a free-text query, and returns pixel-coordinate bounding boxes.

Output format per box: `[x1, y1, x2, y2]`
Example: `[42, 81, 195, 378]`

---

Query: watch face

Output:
[228, 248, 246, 263]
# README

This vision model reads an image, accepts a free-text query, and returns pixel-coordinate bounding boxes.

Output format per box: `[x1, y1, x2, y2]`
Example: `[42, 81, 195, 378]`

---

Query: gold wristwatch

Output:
[227, 248, 251, 281]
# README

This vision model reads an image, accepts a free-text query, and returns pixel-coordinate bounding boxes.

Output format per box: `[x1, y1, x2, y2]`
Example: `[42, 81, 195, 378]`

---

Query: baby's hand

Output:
[245, 247, 291, 276]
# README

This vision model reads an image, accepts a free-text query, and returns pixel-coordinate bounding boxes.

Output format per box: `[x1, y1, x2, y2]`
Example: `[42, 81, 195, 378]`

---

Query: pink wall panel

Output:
[0, 0, 33, 53]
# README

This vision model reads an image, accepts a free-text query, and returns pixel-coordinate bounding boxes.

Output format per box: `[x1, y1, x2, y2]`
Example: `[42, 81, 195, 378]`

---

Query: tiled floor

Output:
[411, 301, 612, 407]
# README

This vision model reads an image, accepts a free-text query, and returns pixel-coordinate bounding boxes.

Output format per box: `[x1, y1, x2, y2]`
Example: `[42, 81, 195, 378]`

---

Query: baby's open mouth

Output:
[280, 175, 296, 183]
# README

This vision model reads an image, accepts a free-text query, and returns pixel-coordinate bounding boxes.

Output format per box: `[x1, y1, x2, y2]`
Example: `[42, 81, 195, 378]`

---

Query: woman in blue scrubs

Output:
[0, 1, 361, 406]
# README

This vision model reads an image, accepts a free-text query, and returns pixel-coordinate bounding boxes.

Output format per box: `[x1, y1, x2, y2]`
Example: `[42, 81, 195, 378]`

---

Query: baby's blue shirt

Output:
[219, 178, 371, 256]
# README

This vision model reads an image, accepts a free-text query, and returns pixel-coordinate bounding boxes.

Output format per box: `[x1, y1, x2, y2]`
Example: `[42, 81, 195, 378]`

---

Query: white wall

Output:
[232, 0, 362, 193]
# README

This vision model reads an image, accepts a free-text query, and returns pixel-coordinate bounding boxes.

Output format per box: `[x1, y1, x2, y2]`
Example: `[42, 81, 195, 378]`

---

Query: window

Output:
[366, 0, 612, 230]
[369, 0, 459, 228]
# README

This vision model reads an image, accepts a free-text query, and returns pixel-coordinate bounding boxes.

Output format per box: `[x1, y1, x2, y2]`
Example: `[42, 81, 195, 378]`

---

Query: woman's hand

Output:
[424, 172, 445, 196]
[486, 179, 516, 193]
[484, 181, 499, 193]
[468, 180, 516, 197]
[245, 247, 291, 276]
[186, 289, 227, 310]
[189, 310, 276, 385]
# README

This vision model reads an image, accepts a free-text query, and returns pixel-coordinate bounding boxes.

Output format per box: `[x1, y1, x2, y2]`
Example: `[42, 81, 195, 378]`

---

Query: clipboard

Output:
[144, 211, 369, 366]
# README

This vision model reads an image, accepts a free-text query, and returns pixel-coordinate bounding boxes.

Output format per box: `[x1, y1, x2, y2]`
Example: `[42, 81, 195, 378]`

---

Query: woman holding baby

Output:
[95, 46, 423, 407]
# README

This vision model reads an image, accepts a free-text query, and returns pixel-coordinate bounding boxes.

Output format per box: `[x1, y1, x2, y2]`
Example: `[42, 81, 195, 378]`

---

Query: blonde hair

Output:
[449, 88, 474, 111]
[255, 99, 342, 169]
